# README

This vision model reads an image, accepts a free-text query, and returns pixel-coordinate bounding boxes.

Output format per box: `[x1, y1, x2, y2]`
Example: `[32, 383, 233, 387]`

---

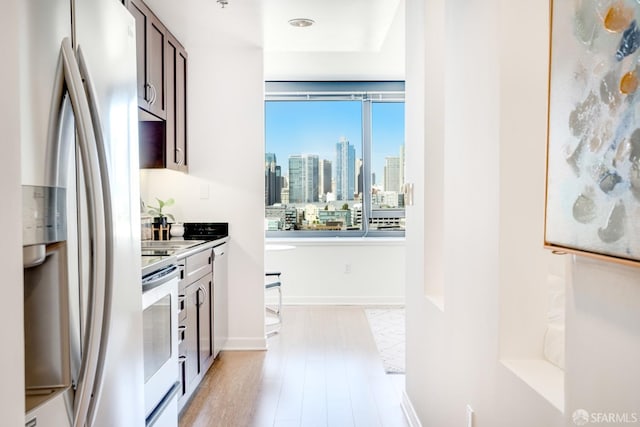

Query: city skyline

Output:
[265, 100, 404, 181]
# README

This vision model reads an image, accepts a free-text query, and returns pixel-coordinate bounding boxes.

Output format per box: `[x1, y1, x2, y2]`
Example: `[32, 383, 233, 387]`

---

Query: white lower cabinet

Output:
[213, 243, 228, 358]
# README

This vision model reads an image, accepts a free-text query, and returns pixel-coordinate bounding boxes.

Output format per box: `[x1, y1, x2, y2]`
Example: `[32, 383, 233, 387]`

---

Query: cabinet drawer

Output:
[185, 249, 212, 282]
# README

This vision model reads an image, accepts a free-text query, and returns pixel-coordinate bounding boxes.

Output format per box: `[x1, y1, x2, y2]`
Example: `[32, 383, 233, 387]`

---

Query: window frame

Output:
[265, 81, 406, 238]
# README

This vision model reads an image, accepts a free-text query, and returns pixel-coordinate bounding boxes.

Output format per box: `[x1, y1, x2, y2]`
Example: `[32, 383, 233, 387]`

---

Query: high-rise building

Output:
[384, 156, 401, 192]
[356, 158, 363, 196]
[319, 159, 332, 200]
[335, 137, 355, 201]
[265, 153, 281, 206]
[288, 154, 319, 203]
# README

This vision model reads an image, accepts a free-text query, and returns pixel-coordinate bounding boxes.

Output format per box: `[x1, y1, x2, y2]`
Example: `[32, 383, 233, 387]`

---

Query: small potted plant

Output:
[147, 197, 176, 240]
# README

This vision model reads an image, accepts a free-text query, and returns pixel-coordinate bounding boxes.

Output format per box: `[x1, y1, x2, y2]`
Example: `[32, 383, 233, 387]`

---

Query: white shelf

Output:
[501, 358, 565, 413]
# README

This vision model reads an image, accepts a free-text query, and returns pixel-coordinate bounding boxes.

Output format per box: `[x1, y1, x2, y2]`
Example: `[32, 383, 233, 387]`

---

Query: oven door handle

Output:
[142, 265, 179, 292]
[145, 381, 180, 427]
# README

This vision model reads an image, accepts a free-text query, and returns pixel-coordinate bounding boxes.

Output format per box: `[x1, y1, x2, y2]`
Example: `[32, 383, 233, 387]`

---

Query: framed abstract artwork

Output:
[546, 0, 640, 265]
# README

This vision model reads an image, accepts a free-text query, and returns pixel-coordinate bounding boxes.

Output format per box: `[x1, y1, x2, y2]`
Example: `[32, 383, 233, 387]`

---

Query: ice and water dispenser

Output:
[22, 185, 71, 412]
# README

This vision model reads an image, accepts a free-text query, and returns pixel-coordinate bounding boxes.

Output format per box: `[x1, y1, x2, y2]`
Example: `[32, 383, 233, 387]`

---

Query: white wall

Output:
[0, 0, 26, 423]
[140, 0, 266, 349]
[566, 257, 640, 420]
[405, 0, 640, 425]
[265, 240, 405, 305]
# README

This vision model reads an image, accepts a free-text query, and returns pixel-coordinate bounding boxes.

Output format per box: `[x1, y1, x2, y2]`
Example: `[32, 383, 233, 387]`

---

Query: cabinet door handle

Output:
[149, 84, 157, 105]
[144, 83, 151, 102]
[176, 147, 184, 165]
[197, 285, 208, 306]
[197, 287, 204, 306]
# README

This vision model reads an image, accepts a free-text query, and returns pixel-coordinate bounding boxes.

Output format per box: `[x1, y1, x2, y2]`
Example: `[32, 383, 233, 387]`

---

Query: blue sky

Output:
[265, 100, 404, 181]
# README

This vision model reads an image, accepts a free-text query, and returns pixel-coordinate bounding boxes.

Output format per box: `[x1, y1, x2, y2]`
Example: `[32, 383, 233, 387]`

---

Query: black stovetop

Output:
[182, 222, 228, 241]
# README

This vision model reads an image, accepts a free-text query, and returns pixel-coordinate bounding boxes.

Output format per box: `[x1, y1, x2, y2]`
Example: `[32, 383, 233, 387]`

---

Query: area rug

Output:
[364, 308, 405, 374]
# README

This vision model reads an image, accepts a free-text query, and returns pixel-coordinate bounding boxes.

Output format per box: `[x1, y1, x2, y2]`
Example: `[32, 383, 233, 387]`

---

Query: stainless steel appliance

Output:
[21, 0, 145, 425]
[141, 258, 180, 426]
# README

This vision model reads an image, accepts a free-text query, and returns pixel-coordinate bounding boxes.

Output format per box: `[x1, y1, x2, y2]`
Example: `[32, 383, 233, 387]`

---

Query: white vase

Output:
[170, 223, 184, 237]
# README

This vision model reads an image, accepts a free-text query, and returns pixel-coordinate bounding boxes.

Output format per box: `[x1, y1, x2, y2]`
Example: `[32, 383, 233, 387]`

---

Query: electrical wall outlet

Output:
[344, 263, 351, 274]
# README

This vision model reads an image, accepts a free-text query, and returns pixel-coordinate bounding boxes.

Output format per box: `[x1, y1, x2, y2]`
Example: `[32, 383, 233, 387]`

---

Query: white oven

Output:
[142, 262, 180, 426]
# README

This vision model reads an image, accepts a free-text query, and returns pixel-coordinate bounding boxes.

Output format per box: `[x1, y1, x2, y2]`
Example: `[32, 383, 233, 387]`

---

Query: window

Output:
[265, 81, 405, 237]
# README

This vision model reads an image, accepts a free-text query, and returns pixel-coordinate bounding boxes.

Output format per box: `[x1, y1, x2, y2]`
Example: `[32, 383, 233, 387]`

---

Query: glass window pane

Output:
[265, 100, 363, 232]
[371, 102, 406, 230]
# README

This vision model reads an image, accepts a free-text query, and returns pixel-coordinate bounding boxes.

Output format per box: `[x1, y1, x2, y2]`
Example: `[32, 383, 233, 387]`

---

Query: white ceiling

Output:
[263, 0, 405, 80]
[263, 0, 402, 53]
[145, 0, 405, 80]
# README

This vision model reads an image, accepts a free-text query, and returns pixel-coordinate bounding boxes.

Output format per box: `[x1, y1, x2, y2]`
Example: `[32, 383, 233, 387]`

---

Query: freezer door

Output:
[73, 1, 144, 426]
[21, 1, 75, 426]
[19, 0, 71, 187]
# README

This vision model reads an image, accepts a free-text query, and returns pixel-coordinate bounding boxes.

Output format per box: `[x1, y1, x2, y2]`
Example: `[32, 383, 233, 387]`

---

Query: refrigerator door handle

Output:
[57, 37, 109, 427]
[76, 44, 116, 427]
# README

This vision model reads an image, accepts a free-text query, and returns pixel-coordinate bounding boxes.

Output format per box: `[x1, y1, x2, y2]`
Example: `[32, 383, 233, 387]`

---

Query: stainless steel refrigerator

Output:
[20, 0, 145, 426]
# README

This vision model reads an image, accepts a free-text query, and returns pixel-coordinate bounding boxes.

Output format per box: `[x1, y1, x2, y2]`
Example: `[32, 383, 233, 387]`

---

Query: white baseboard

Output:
[401, 390, 423, 427]
[223, 337, 267, 351]
[273, 296, 405, 305]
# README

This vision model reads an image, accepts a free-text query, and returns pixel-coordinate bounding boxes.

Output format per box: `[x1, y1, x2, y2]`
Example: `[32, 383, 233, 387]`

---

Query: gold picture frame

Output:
[545, 0, 640, 266]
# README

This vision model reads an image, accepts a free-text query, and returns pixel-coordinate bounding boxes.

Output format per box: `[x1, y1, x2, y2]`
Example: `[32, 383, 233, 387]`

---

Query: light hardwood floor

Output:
[179, 305, 408, 427]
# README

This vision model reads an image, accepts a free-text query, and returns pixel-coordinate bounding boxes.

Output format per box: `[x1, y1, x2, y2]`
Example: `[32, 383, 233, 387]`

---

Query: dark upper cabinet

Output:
[128, 0, 167, 120]
[165, 34, 188, 172]
[127, 0, 189, 172]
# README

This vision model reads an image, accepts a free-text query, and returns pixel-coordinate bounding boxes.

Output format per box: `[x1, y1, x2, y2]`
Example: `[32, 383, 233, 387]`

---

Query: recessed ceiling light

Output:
[288, 18, 315, 28]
